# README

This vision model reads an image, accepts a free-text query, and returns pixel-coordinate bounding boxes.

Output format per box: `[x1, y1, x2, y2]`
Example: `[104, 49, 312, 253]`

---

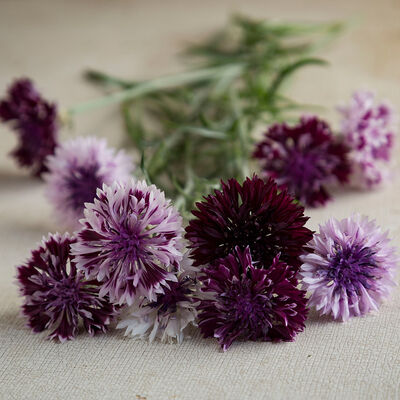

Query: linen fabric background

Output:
[1, 1, 399, 399]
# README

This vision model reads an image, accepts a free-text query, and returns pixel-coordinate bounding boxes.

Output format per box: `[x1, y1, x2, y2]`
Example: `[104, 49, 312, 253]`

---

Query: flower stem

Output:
[67, 64, 244, 116]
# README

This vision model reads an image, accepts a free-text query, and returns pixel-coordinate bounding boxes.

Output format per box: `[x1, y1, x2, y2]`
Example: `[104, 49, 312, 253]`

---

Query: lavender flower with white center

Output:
[299, 215, 398, 321]
[117, 254, 198, 343]
[71, 179, 183, 305]
[16, 233, 117, 342]
[44, 136, 133, 230]
[338, 91, 396, 188]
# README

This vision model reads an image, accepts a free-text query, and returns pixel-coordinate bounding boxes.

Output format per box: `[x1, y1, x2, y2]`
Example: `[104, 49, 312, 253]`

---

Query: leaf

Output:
[122, 102, 145, 151]
[180, 126, 228, 139]
[267, 58, 328, 100]
[80, 15, 344, 216]
[85, 70, 136, 89]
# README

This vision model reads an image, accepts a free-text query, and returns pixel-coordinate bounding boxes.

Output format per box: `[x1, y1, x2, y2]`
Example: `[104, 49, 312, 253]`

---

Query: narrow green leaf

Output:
[267, 58, 328, 100]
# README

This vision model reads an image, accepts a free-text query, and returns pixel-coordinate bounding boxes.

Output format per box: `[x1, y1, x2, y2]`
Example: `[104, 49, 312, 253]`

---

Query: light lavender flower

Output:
[338, 91, 396, 188]
[44, 136, 133, 230]
[300, 215, 398, 321]
[71, 179, 183, 306]
[117, 254, 198, 343]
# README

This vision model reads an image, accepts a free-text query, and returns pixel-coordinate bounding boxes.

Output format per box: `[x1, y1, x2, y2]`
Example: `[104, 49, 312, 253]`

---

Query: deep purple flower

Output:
[16, 233, 117, 342]
[299, 215, 398, 321]
[253, 116, 351, 207]
[117, 254, 198, 343]
[338, 91, 396, 188]
[44, 136, 134, 230]
[71, 179, 183, 306]
[197, 247, 307, 351]
[0, 78, 58, 177]
[185, 175, 312, 272]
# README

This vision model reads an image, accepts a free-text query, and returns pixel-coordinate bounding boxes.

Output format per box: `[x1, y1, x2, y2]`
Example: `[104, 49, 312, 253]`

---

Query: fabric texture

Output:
[1, 0, 400, 399]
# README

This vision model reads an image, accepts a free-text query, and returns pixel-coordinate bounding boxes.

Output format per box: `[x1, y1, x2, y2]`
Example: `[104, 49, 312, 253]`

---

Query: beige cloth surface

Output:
[1, 1, 400, 399]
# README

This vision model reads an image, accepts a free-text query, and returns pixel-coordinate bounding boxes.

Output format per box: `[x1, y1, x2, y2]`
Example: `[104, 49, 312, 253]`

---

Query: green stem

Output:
[230, 89, 250, 180]
[68, 64, 244, 116]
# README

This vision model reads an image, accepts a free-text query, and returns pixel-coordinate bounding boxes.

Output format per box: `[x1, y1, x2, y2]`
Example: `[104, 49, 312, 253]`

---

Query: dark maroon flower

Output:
[185, 175, 312, 272]
[253, 116, 351, 207]
[197, 247, 308, 351]
[16, 233, 117, 342]
[0, 78, 58, 177]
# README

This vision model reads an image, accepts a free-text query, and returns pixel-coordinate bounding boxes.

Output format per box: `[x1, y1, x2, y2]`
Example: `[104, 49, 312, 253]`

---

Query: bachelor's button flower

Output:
[338, 91, 396, 188]
[185, 175, 313, 273]
[71, 179, 183, 305]
[16, 233, 117, 342]
[44, 136, 133, 230]
[197, 247, 308, 351]
[299, 215, 398, 321]
[253, 116, 351, 207]
[0, 78, 58, 177]
[117, 254, 198, 343]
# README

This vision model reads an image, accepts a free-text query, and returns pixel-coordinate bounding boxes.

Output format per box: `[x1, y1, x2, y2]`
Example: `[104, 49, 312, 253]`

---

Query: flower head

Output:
[197, 247, 307, 351]
[185, 175, 312, 272]
[16, 233, 117, 342]
[300, 215, 398, 321]
[71, 179, 183, 305]
[44, 136, 133, 230]
[338, 91, 396, 188]
[0, 78, 58, 177]
[117, 254, 198, 343]
[253, 116, 350, 207]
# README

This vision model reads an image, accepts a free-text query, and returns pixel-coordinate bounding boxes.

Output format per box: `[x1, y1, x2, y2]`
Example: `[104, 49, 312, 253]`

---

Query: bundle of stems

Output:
[69, 15, 345, 216]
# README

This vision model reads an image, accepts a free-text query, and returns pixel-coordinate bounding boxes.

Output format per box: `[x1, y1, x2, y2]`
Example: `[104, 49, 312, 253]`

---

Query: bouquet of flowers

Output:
[2, 15, 398, 351]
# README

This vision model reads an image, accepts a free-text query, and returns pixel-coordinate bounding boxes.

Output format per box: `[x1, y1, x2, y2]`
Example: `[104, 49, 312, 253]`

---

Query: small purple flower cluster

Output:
[198, 247, 308, 351]
[16, 233, 117, 342]
[1, 78, 198, 344]
[0, 79, 58, 177]
[338, 91, 396, 188]
[17, 178, 199, 343]
[4, 78, 398, 350]
[254, 92, 396, 207]
[44, 137, 133, 230]
[15, 174, 399, 348]
[253, 116, 350, 207]
[186, 176, 312, 350]
[300, 215, 398, 321]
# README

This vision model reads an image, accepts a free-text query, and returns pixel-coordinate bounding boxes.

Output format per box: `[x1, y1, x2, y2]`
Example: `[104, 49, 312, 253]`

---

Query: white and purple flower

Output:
[44, 136, 133, 230]
[117, 254, 198, 343]
[71, 179, 184, 305]
[300, 215, 398, 321]
[338, 91, 396, 189]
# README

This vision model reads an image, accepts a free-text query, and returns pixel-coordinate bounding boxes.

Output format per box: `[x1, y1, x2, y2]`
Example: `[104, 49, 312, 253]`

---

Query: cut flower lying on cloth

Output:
[16, 233, 117, 342]
[14, 177, 399, 350]
[44, 136, 134, 230]
[71, 179, 184, 306]
[300, 215, 398, 321]
[253, 116, 351, 207]
[0, 78, 58, 177]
